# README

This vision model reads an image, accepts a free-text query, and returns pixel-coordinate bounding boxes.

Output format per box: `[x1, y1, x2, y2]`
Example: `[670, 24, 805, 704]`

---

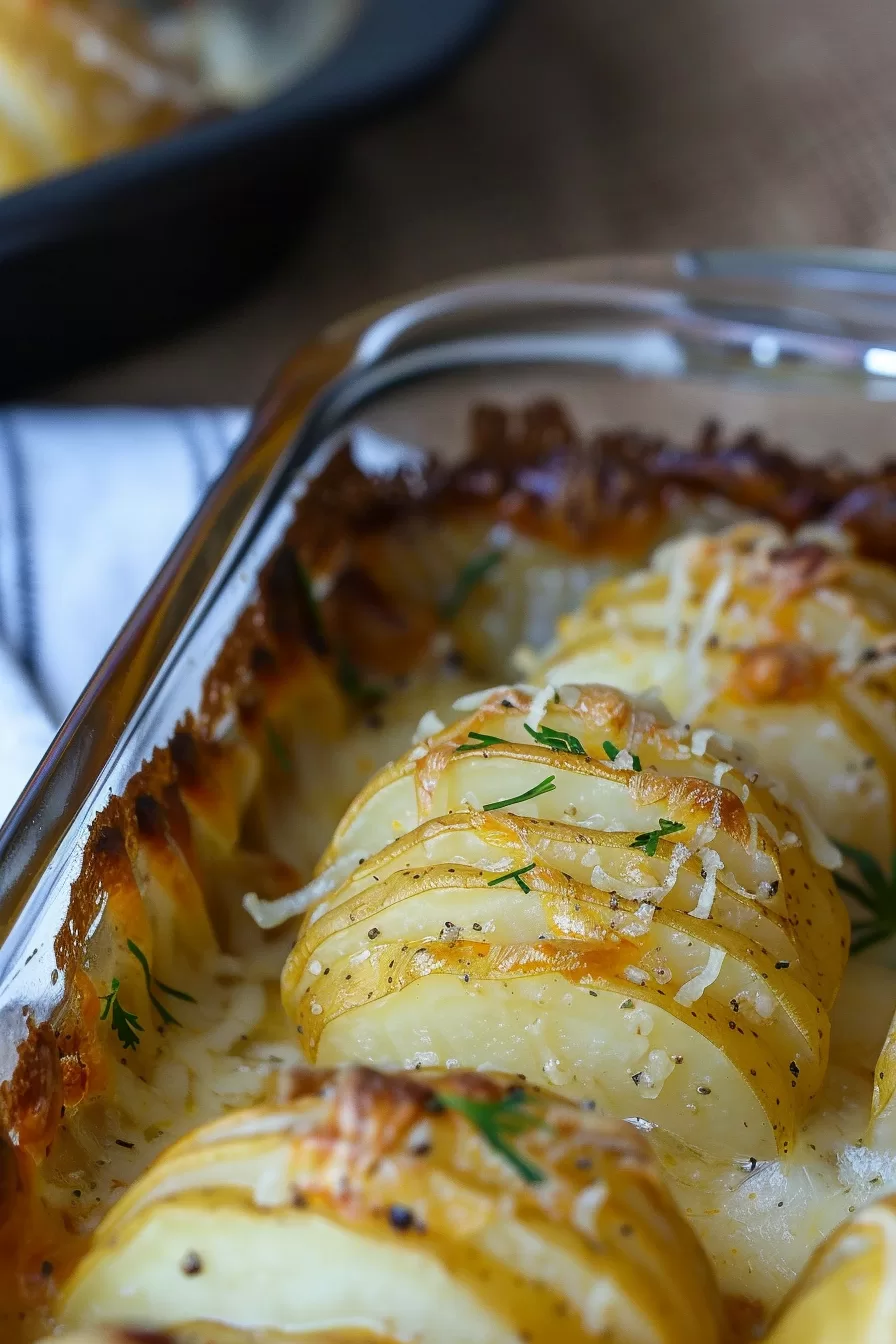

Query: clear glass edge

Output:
[3, 247, 896, 1000]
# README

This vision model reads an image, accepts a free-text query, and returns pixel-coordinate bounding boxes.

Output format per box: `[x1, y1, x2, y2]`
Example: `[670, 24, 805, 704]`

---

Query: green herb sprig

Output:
[435, 1088, 546, 1184]
[603, 740, 642, 771]
[483, 776, 556, 812]
[440, 551, 503, 622]
[127, 940, 196, 1028]
[630, 819, 686, 857]
[487, 862, 537, 894]
[525, 723, 586, 755]
[833, 841, 896, 954]
[99, 979, 143, 1051]
[455, 731, 509, 753]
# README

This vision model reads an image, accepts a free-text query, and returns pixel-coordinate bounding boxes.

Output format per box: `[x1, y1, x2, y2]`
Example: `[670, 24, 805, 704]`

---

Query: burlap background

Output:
[61, 0, 896, 403]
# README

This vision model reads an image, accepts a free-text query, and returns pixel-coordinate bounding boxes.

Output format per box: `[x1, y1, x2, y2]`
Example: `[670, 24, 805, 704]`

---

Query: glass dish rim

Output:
[4, 244, 896, 949]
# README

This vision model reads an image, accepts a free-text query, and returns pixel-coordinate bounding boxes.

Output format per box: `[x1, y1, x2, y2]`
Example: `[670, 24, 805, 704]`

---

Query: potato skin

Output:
[765, 1193, 896, 1344]
[58, 1066, 724, 1344]
[537, 522, 896, 864]
[286, 683, 847, 1161]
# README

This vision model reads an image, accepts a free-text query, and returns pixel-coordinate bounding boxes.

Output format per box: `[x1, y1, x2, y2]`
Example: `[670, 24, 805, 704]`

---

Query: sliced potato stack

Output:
[534, 522, 896, 863]
[0, 0, 199, 193]
[58, 1065, 724, 1344]
[765, 1192, 896, 1343]
[280, 685, 847, 1160]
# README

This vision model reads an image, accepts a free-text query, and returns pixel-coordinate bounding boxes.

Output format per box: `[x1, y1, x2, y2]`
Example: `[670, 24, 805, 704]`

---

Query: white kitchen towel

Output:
[0, 407, 250, 824]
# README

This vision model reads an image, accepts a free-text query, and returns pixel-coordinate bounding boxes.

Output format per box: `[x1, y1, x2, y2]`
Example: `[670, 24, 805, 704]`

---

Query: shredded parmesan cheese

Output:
[413, 710, 445, 743]
[242, 849, 367, 929]
[675, 946, 726, 1006]
[572, 1181, 609, 1238]
[617, 902, 657, 938]
[692, 848, 724, 919]
[689, 727, 715, 758]
[683, 553, 734, 718]
[755, 813, 781, 846]
[655, 535, 699, 648]
[524, 683, 557, 732]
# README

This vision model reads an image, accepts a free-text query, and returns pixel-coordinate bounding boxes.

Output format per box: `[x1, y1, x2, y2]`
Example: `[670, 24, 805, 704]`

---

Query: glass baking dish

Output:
[5, 243, 896, 1091]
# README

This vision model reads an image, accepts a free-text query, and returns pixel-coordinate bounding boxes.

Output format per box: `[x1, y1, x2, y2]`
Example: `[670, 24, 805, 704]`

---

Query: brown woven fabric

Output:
[61, 0, 896, 403]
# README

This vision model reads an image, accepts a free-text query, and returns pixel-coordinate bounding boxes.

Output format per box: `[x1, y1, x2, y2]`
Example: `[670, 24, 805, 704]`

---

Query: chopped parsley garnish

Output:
[435, 1087, 546, 1184]
[487, 862, 537, 893]
[265, 720, 292, 774]
[525, 723, 586, 755]
[455, 731, 509, 753]
[603, 740, 642, 771]
[99, 979, 143, 1051]
[440, 550, 503, 622]
[833, 840, 896, 954]
[630, 819, 686, 857]
[128, 940, 196, 1028]
[483, 776, 556, 812]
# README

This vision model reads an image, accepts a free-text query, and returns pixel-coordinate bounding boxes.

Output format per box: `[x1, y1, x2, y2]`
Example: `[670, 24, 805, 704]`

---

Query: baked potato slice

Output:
[764, 1192, 896, 1343]
[278, 686, 847, 1159]
[58, 1066, 724, 1344]
[536, 522, 896, 865]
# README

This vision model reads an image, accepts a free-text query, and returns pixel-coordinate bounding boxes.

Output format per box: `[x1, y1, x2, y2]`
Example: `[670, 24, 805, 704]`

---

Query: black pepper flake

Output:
[631, 1072, 643, 1085]
[472, 922, 482, 931]
[388, 1204, 416, 1232]
[40, 1261, 53, 1278]
[115, 1138, 135, 1149]
[367, 927, 380, 940]
[748, 1157, 758, 1171]
[180, 1250, 203, 1276]
[696, 1085, 712, 1095]
[790, 1062, 800, 1077]
[775, 960, 790, 969]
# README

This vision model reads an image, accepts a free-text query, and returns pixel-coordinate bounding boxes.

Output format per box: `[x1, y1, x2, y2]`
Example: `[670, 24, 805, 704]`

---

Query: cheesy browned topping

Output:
[56, 1066, 724, 1343]
[7, 403, 896, 1341]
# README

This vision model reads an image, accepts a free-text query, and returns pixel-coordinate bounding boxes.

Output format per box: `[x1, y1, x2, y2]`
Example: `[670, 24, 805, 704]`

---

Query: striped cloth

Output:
[0, 408, 249, 824]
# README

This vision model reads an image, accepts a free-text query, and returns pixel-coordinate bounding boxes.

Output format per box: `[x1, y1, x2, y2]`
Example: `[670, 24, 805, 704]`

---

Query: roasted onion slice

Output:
[281, 685, 847, 1159]
[58, 1066, 723, 1344]
[764, 1192, 896, 1343]
[535, 522, 896, 862]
